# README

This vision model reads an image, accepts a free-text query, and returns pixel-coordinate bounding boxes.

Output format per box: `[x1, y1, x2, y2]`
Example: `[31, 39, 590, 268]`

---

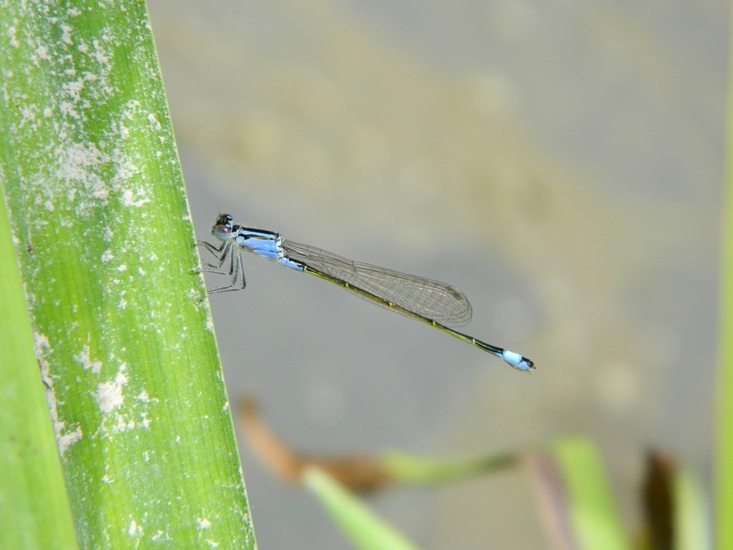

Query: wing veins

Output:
[282, 240, 473, 326]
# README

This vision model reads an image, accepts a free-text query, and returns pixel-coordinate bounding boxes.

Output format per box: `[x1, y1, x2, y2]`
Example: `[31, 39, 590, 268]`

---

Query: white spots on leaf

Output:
[63, 78, 85, 102]
[147, 112, 161, 130]
[197, 517, 212, 530]
[151, 531, 167, 542]
[57, 428, 84, 455]
[34, 332, 84, 455]
[114, 415, 134, 432]
[117, 264, 127, 272]
[19, 104, 37, 126]
[7, 26, 19, 49]
[101, 474, 112, 484]
[35, 44, 50, 61]
[56, 142, 109, 202]
[205, 540, 219, 548]
[49, 132, 150, 217]
[128, 520, 143, 537]
[101, 249, 114, 262]
[43, 107, 53, 117]
[93, 363, 156, 436]
[33, 332, 51, 355]
[120, 188, 150, 208]
[138, 266, 145, 276]
[96, 370, 127, 414]
[31, 21, 116, 131]
[44, 201, 54, 212]
[90, 39, 109, 64]
[59, 101, 79, 119]
[33, 334, 53, 405]
[60, 23, 73, 45]
[93, 187, 109, 200]
[75, 345, 103, 374]
[114, 368, 129, 391]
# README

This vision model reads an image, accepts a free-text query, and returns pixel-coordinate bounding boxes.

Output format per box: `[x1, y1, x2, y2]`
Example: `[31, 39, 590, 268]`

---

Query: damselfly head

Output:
[212, 214, 234, 241]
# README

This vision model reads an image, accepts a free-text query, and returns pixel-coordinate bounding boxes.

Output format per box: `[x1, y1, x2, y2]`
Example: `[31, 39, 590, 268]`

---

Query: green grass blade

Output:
[674, 465, 712, 550]
[552, 438, 630, 550]
[0, 2, 256, 548]
[303, 466, 422, 550]
[381, 449, 517, 484]
[0, 179, 78, 550]
[718, 4, 733, 547]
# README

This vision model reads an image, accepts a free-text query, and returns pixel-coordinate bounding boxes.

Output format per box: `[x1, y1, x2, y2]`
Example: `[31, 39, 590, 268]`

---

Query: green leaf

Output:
[674, 465, 712, 550]
[381, 449, 516, 484]
[552, 438, 630, 550]
[718, 4, 733, 547]
[0, 175, 78, 550]
[0, 2, 255, 548]
[303, 466, 422, 550]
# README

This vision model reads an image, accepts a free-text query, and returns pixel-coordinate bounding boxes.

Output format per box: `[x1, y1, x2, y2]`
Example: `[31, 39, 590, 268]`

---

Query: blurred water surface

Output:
[147, 0, 726, 547]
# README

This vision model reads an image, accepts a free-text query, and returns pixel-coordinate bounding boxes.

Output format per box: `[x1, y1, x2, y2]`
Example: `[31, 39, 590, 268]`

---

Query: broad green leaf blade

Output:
[552, 438, 630, 550]
[718, 3, 733, 547]
[303, 466, 422, 550]
[674, 465, 712, 550]
[0, 179, 78, 550]
[0, 2, 256, 548]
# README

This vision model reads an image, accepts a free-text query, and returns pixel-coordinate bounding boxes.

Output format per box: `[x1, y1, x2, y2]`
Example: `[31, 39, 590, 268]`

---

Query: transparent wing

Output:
[282, 240, 473, 327]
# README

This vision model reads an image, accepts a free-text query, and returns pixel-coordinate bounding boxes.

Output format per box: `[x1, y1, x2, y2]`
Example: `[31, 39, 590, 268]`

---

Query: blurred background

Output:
[146, 0, 727, 548]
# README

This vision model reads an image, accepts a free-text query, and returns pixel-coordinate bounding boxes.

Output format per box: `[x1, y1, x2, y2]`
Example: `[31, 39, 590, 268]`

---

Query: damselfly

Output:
[199, 214, 535, 372]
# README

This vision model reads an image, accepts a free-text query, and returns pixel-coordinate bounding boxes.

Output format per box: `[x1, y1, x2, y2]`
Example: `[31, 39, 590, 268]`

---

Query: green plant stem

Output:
[0, 2, 255, 548]
[674, 465, 712, 550]
[553, 438, 630, 550]
[381, 449, 516, 484]
[0, 175, 78, 550]
[304, 466, 422, 550]
[718, 4, 733, 547]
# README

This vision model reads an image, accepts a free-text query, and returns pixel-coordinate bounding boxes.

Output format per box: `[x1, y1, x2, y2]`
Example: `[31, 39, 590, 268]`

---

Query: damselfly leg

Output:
[198, 239, 247, 292]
